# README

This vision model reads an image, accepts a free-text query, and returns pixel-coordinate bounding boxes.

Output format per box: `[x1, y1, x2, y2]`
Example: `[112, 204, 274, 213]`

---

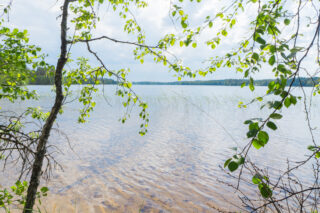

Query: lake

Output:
[1, 85, 319, 212]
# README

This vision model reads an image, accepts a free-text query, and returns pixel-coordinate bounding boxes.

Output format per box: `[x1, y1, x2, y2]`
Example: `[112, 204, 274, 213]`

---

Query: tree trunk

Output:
[23, 0, 70, 212]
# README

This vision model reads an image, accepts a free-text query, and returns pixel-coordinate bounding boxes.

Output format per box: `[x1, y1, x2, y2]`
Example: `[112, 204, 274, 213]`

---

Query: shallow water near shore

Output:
[1, 85, 319, 212]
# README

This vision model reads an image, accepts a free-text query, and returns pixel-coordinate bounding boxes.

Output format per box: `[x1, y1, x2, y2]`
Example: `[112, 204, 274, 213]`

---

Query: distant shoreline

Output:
[29, 77, 319, 87]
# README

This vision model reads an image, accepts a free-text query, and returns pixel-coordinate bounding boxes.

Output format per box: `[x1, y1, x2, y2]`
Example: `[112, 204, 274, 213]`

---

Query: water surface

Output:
[1, 85, 319, 212]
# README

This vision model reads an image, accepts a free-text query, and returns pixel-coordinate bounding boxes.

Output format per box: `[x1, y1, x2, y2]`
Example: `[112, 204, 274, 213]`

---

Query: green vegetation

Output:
[28, 68, 319, 87]
[134, 77, 319, 87]
[29, 67, 116, 85]
[1, 0, 320, 212]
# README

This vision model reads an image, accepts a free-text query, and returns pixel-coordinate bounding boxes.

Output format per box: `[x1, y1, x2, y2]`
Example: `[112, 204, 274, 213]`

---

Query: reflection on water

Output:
[1, 85, 320, 212]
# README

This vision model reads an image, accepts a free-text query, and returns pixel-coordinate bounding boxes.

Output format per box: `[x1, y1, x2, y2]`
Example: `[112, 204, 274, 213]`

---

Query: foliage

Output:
[0, 181, 48, 212]
[0, 0, 320, 211]
[27, 73, 320, 87]
[155, 0, 320, 210]
[0, 15, 50, 103]
[133, 77, 319, 87]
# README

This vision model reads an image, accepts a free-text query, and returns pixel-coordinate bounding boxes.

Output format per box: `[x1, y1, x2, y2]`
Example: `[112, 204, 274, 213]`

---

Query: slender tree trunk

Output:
[23, 0, 70, 212]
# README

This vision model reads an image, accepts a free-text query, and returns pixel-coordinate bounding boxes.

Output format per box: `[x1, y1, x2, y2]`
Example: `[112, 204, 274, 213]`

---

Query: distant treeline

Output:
[30, 75, 116, 85]
[29, 68, 116, 85]
[29, 68, 318, 87]
[133, 77, 319, 87]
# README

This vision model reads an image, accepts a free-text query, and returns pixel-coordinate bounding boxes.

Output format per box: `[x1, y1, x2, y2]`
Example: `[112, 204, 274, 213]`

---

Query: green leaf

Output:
[247, 122, 259, 138]
[221, 29, 228, 36]
[228, 161, 239, 172]
[252, 139, 263, 149]
[308, 145, 317, 152]
[268, 55, 275, 66]
[290, 96, 297, 105]
[256, 37, 266, 45]
[272, 101, 282, 109]
[249, 77, 255, 91]
[249, 83, 255, 91]
[284, 19, 290, 25]
[236, 156, 245, 165]
[181, 21, 188, 28]
[224, 158, 232, 168]
[216, 13, 224, 18]
[244, 120, 252, 125]
[252, 52, 259, 61]
[252, 175, 262, 184]
[249, 122, 259, 131]
[40, 187, 49, 193]
[247, 129, 258, 138]
[266, 121, 277, 130]
[259, 183, 273, 198]
[284, 97, 291, 108]
[270, 113, 282, 119]
[258, 131, 269, 145]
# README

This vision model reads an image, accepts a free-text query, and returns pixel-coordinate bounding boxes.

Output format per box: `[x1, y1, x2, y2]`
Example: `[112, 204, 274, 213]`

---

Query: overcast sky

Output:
[3, 0, 318, 81]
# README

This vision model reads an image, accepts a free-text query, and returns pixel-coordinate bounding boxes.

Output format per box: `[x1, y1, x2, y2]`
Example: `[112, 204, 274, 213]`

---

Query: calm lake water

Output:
[1, 85, 320, 212]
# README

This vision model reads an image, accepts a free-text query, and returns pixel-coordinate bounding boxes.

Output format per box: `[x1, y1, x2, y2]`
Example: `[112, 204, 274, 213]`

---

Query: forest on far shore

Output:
[29, 68, 319, 87]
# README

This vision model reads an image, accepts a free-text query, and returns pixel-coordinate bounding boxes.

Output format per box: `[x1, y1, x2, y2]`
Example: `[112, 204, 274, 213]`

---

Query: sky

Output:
[2, 0, 319, 82]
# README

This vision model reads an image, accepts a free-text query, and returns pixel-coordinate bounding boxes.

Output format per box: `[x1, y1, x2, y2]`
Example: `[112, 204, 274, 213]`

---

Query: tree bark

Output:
[23, 0, 70, 212]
